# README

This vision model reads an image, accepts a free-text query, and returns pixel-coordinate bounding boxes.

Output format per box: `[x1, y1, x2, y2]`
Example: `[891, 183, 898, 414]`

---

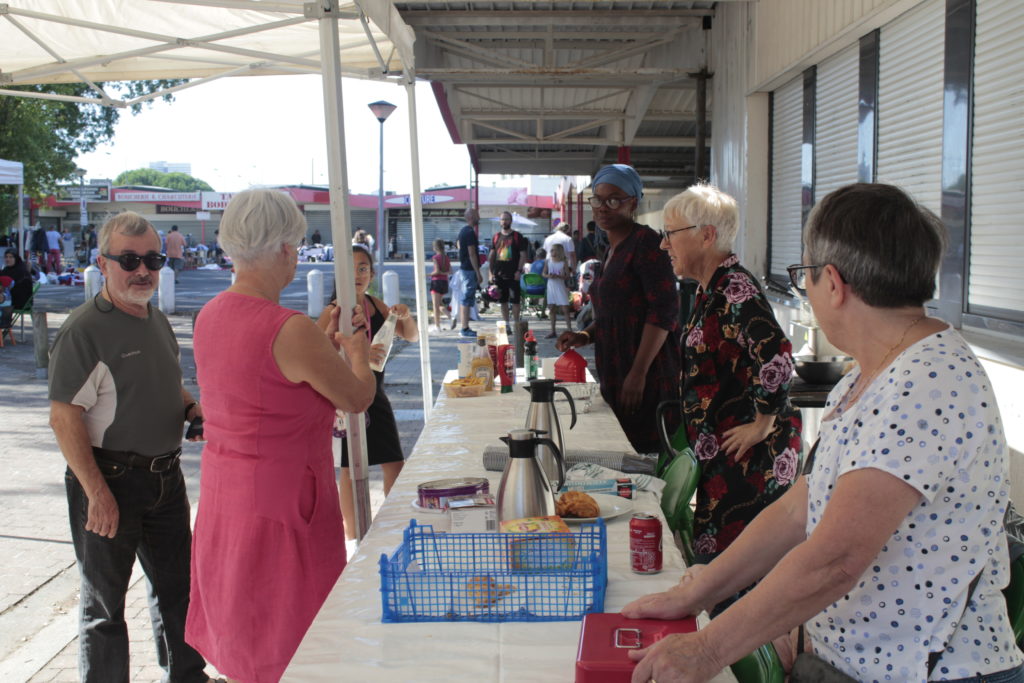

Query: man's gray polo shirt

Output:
[49, 298, 184, 456]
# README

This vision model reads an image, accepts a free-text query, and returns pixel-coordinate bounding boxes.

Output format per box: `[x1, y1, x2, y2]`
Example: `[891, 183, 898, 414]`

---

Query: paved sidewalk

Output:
[0, 280, 594, 682]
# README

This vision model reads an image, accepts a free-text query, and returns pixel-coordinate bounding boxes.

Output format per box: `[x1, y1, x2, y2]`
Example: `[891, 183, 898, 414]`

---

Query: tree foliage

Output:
[115, 168, 214, 192]
[0, 80, 184, 229]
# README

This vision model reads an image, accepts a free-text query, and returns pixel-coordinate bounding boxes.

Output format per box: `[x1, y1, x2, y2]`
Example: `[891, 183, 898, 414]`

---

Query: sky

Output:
[75, 74, 514, 195]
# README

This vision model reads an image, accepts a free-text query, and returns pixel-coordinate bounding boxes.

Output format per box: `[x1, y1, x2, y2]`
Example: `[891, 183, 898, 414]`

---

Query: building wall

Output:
[709, 0, 1024, 499]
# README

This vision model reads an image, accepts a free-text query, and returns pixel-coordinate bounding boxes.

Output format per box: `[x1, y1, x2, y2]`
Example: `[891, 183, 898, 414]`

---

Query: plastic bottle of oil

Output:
[470, 337, 495, 391]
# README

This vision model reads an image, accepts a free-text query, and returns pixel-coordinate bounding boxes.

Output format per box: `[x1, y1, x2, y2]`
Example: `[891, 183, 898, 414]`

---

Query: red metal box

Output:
[575, 612, 698, 682]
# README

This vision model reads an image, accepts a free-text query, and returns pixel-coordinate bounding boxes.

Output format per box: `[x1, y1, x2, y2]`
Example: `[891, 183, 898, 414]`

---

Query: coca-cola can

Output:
[629, 513, 662, 574]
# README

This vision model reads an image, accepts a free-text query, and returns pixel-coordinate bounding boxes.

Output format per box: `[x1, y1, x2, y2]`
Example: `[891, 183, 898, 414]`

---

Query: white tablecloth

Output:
[284, 373, 735, 682]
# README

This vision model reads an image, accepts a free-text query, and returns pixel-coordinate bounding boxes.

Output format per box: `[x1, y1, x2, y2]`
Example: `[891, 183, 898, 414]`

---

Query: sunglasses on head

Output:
[103, 251, 167, 272]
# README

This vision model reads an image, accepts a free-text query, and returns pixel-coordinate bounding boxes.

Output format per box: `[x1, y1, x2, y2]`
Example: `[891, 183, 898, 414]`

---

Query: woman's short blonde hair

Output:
[218, 190, 306, 265]
[663, 183, 739, 252]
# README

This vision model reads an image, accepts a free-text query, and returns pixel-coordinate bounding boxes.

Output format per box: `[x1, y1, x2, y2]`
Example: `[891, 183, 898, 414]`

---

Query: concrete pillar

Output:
[83, 264, 102, 300]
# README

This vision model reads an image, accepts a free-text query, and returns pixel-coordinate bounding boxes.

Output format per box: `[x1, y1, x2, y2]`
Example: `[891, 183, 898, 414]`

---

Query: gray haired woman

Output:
[621, 183, 1023, 683]
[186, 189, 375, 682]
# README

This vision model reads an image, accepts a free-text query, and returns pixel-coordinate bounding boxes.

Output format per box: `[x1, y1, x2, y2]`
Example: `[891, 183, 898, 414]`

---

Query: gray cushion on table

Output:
[482, 446, 657, 474]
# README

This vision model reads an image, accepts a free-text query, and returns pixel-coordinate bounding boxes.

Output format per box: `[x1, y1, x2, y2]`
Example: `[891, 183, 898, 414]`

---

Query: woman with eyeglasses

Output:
[659, 184, 801, 571]
[556, 164, 681, 453]
[621, 184, 1023, 683]
[186, 190, 376, 683]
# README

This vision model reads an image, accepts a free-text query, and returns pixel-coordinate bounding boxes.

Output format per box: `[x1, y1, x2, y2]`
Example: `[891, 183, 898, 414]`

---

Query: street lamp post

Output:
[74, 167, 87, 229]
[368, 100, 397, 271]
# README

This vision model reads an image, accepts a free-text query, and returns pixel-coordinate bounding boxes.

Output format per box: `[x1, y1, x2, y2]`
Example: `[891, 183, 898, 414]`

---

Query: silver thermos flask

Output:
[496, 429, 565, 522]
[522, 379, 576, 490]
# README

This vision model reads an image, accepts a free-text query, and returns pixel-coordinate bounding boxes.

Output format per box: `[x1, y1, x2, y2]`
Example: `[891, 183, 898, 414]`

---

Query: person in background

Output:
[311, 228, 322, 245]
[30, 223, 48, 272]
[557, 164, 680, 453]
[317, 244, 418, 547]
[529, 247, 547, 274]
[45, 225, 62, 274]
[488, 210, 529, 331]
[429, 237, 452, 332]
[542, 243, 572, 338]
[48, 212, 215, 683]
[660, 183, 801, 568]
[578, 220, 598, 263]
[456, 208, 483, 338]
[165, 225, 186, 284]
[543, 221, 576, 273]
[2, 248, 33, 310]
[61, 227, 76, 264]
[187, 190, 375, 683]
[622, 183, 1024, 683]
[0, 275, 13, 331]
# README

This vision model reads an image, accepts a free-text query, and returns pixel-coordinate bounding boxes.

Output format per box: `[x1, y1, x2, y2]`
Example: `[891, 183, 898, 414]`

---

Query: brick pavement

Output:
[0, 279, 594, 682]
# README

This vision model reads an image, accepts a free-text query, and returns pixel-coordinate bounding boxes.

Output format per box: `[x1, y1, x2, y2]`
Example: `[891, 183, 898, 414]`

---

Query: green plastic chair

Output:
[1003, 553, 1024, 646]
[730, 643, 785, 683]
[519, 272, 547, 318]
[3, 282, 40, 345]
[657, 401, 701, 565]
[655, 399, 689, 477]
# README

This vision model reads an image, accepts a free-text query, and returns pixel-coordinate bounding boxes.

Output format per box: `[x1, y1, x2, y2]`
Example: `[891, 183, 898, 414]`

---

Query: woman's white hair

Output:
[663, 183, 739, 252]
[218, 189, 306, 265]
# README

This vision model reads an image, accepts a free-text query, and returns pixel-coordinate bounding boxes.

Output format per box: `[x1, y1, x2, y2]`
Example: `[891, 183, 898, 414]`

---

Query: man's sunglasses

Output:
[103, 251, 167, 271]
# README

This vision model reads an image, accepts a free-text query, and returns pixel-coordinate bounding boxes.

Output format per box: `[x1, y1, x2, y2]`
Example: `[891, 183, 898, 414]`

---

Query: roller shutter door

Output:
[770, 76, 803, 277]
[968, 0, 1024, 319]
[814, 44, 860, 201]
[303, 208, 377, 244]
[877, 0, 944, 215]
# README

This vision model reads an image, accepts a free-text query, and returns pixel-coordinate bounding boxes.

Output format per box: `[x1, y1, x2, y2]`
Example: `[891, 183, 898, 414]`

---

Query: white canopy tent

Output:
[0, 157, 25, 255]
[0, 0, 435, 540]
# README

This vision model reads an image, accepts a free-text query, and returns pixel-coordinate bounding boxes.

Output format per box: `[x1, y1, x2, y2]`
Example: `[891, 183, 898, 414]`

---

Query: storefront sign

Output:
[390, 208, 468, 219]
[201, 192, 236, 210]
[385, 193, 455, 206]
[196, 211, 211, 220]
[113, 190, 200, 203]
[56, 183, 111, 202]
[156, 204, 197, 214]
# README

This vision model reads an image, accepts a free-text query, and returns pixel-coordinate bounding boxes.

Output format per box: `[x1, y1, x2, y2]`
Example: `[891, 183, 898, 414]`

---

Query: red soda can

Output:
[629, 513, 662, 574]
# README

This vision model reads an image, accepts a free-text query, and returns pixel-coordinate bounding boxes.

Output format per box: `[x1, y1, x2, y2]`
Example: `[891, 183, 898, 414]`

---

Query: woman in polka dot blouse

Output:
[621, 183, 1023, 683]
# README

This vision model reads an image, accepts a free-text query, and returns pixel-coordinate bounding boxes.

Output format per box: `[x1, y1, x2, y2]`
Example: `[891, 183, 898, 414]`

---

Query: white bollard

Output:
[158, 265, 175, 314]
[307, 269, 325, 318]
[83, 265, 103, 300]
[382, 270, 399, 307]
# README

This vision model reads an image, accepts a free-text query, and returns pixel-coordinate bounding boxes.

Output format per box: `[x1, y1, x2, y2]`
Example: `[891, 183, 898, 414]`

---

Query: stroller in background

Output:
[574, 258, 602, 328]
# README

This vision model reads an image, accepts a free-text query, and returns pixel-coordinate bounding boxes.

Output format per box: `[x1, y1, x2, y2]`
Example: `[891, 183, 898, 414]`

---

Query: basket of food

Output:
[443, 376, 488, 398]
[379, 519, 607, 623]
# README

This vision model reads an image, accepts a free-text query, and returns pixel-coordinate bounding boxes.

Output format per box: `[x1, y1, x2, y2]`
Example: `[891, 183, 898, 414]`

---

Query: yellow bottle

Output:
[470, 337, 495, 391]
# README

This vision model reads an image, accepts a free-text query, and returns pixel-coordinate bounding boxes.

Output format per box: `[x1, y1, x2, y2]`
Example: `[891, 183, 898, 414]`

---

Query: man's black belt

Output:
[93, 447, 182, 473]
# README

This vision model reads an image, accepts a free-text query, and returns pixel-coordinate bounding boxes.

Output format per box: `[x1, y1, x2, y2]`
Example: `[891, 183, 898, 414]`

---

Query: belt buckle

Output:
[148, 450, 179, 473]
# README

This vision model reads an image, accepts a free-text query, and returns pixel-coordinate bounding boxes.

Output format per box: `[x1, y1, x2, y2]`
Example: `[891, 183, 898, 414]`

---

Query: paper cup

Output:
[542, 357, 557, 380]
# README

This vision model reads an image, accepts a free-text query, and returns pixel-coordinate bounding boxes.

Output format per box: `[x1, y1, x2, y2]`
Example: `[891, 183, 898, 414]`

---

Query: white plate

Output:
[410, 499, 447, 515]
[558, 492, 634, 524]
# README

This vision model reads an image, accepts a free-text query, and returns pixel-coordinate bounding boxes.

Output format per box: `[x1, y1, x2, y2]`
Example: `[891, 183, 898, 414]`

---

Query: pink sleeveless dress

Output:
[186, 292, 345, 683]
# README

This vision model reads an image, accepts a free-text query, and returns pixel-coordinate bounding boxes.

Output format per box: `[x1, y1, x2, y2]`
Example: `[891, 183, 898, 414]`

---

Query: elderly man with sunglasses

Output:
[48, 212, 218, 683]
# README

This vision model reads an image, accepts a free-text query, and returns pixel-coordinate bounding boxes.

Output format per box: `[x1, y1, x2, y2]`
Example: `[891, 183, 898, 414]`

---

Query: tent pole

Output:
[17, 184, 24, 256]
[404, 81, 433, 421]
[318, 0, 372, 541]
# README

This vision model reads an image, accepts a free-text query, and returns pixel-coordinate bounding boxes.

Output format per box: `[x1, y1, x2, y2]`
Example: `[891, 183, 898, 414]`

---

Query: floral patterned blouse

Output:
[683, 254, 802, 558]
[590, 224, 681, 453]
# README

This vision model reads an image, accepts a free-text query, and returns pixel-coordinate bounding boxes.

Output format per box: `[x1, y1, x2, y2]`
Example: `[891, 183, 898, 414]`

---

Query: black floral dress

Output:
[591, 224, 681, 453]
[683, 254, 802, 559]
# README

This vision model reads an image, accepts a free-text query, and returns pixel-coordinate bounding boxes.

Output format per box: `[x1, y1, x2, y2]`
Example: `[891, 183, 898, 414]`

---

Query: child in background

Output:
[0, 275, 13, 331]
[429, 238, 452, 332]
[529, 247, 546, 274]
[542, 243, 573, 338]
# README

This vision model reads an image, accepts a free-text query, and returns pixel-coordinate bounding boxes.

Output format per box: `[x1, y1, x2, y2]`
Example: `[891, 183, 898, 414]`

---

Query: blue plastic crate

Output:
[379, 519, 607, 623]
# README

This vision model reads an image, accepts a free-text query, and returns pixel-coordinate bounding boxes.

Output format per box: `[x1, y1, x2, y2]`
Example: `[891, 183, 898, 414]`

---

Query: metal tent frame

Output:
[0, 0, 434, 540]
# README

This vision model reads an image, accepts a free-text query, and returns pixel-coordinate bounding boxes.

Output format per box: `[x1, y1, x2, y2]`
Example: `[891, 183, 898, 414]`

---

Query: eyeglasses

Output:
[786, 264, 824, 295]
[659, 225, 698, 241]
[588, 195, 632, 209]
[103, 251, 167, 272]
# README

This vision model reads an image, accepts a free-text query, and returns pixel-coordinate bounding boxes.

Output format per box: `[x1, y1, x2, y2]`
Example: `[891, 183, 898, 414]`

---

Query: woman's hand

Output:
[622, 583, 702, 621]
[676, 563, 707, 589]
[721, 412, 776, 463]
[368, 342, 387, 367]
[556, 330, 588, 351]
[336, 329, 370, 365]
[389, 303, 412, 320]
[351, 304, 369, 334]
[619, 367, 646, 413]
[628, 631, 724, 683]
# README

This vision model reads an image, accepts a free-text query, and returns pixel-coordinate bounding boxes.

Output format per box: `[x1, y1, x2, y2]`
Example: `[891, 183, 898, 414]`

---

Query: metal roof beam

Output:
[399, 11, 709, 27]
[464, 136, 697, 147]
[414, 69, 694, 85]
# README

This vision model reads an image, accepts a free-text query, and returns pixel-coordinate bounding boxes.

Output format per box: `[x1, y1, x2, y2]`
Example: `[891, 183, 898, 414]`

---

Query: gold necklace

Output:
[841, 314, 926, 412]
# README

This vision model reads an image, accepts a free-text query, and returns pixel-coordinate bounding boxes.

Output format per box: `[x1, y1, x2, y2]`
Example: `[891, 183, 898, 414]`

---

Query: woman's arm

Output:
[619, 323, 669, 412]
[627, 468, 923, 683]
[273, 314, 375, 413]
